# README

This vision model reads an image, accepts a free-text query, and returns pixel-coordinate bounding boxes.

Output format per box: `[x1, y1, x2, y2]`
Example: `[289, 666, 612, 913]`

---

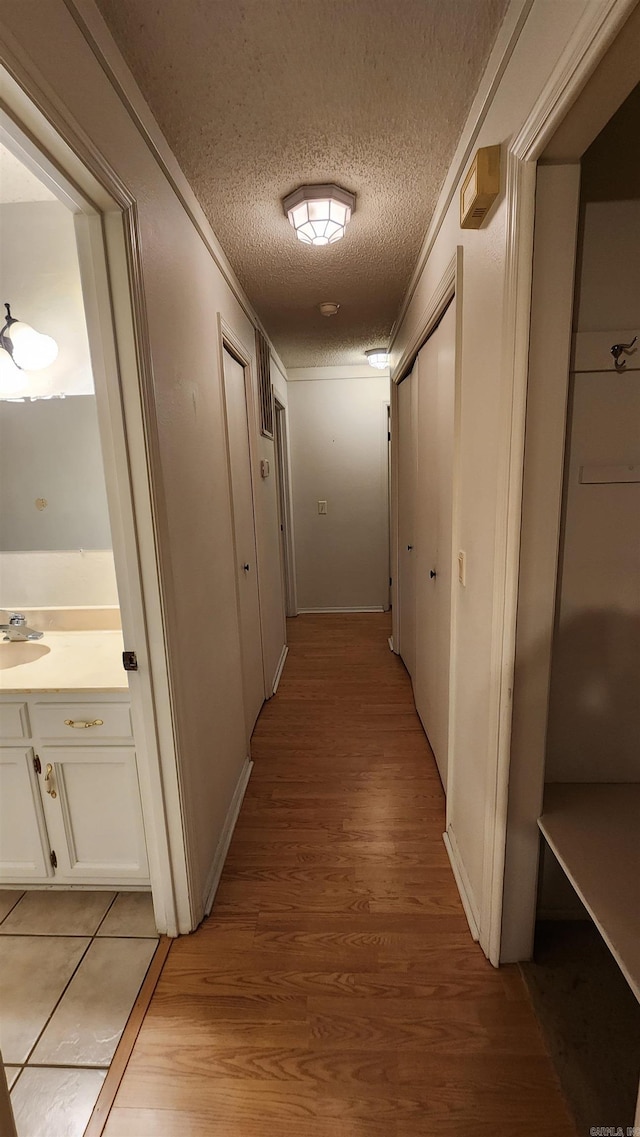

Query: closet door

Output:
[222, 347, 265, 736]
[397, 368, 417, 678]
[414, 301, 456, 788]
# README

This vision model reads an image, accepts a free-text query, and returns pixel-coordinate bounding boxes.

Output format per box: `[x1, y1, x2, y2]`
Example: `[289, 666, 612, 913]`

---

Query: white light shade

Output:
[365, 349, 389, 370]
[0, 346, 27, 396]
[283, 184, 356, 247]
[6, 320, 58, 370]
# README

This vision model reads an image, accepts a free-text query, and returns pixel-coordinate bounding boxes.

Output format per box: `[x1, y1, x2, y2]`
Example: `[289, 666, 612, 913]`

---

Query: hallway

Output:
[103, 615, 575, 1137]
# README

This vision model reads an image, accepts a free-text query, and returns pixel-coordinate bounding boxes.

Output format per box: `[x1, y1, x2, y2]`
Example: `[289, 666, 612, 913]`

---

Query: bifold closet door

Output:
[414, 301, 456, 789]
[222, 347, 265, 735]
[397, 368, 418, 678]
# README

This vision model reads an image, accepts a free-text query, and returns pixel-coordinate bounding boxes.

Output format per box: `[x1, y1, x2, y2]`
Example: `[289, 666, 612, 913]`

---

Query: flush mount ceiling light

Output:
[365, 349, 390, 370]
[283, 184, 356, 247]
[0, 302, 58, 374]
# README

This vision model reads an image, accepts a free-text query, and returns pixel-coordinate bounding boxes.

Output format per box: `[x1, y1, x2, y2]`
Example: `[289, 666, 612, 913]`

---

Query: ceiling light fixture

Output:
[365, 349, 390, 370]
[1, 303, 58, 372]
[284, 184, 355, 247]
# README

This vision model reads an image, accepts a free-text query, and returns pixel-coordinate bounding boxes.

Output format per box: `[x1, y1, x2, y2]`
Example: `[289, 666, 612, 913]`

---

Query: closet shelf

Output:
[538, 783, 640, 1003]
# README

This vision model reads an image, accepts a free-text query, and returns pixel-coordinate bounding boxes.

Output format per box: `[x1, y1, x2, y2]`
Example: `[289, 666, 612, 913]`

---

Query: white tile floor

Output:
[0, 890, 158, 1137]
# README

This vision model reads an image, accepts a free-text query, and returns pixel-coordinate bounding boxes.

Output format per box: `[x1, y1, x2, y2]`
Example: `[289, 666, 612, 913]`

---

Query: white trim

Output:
[391, 252, 457, 384]
[0, 70, 189, 936]
[203, 756, 253, 916]
[296, 607, 385, 614]
[389, 0, 533, 348]
[288, 364, 390, 382]
[443, 828, 480, 942]
[481, 0, 640, 966]
[273, 397, 298, 618]
[272, 644, 289, 695]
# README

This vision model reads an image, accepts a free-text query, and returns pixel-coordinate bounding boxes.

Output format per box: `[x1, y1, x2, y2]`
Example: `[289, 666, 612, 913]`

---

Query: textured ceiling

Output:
[95, 0, 508, 367]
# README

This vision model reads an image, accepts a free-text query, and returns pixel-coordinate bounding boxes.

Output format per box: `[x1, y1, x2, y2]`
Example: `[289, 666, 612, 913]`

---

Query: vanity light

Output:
[365, 349, 390, 370]
[0, 302, 59, 372]
[283, 184, 356, 246]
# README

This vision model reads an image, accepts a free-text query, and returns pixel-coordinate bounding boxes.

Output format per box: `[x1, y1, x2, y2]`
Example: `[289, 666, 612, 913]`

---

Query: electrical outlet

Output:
[318, 500, 327, 515]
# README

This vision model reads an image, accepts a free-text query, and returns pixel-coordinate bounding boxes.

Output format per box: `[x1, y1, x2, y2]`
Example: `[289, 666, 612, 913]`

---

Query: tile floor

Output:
[0, 889, 158, 1137]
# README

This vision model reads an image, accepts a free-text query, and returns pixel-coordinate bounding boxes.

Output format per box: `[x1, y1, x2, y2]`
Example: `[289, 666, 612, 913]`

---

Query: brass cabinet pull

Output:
[44, 763, 57, 798]
[64, 718, 104, 729]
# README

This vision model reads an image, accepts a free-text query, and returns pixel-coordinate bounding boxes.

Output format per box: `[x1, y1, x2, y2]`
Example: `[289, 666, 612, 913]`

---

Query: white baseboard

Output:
[443, 826, 481, 943]
[296, 606, 385, 614]
[203, 755, 253, 916]
[271, 644, 288, 695]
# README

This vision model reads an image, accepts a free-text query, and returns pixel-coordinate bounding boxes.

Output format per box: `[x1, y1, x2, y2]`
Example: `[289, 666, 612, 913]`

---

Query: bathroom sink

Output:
[0, 642, 51, 669]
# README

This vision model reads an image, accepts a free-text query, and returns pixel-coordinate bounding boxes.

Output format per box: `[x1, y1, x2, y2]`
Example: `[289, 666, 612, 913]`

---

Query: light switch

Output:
[458, 550, 466, 587]
[318, 500, 327, 515]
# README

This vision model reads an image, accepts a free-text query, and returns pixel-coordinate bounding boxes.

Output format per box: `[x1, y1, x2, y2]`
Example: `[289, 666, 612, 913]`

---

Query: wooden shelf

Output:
[538, 783, 640, 1003]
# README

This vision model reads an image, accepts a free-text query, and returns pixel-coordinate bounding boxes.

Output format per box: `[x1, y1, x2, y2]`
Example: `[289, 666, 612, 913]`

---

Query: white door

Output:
[0, 748, 50, 880]
[222, 347, 265, 734]
[414, 301, 456, 788]
[397, 368, 418, 678]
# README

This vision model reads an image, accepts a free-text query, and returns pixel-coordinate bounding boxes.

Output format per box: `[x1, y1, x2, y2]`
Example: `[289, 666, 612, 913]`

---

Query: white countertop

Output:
[0, 631, 129, 693]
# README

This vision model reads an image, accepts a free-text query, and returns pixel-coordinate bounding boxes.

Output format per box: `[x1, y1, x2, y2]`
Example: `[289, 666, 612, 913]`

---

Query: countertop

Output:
[0, 631, 129, 693]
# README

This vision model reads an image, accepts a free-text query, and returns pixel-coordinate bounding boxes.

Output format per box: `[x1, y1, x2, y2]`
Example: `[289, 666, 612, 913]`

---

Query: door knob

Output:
[430, 569, 437, 579]
[242, 563, 250, 572]
[407, 545, 413, 551]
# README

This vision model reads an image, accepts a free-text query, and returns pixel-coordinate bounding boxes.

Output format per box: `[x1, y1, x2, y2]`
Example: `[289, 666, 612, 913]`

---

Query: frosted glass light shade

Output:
[284, 184, 355, 246]
[365, 349, 389, 370]
[6, 321, 58, 370]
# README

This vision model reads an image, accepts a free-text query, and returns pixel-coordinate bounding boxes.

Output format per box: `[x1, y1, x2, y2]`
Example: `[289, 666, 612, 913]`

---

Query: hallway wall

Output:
[0, 0, 287, 928]
[390, 0, 619, 952]
[287, 366, 390, 612]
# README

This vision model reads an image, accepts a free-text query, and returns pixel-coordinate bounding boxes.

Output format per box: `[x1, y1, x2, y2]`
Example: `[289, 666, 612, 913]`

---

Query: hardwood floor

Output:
[103, 614, 575, 1137]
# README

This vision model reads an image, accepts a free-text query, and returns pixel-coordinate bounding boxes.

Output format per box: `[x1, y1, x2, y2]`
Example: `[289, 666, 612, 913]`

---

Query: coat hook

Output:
[610, 336, 637, 370]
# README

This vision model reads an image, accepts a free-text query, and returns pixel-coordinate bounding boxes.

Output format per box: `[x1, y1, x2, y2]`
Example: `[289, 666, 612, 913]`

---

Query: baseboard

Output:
[443, 826, 481, 942]
[296, 606, 385, 614]
[271, 643, 288, 695]
[203, 755, 253, 916]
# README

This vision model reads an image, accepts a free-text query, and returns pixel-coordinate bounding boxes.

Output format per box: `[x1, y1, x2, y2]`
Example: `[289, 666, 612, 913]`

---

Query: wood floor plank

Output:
[106, 614, 575, 1136]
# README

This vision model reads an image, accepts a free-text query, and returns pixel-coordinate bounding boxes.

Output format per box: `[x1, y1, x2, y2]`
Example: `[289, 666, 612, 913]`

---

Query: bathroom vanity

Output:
[0, 624, 149, 887]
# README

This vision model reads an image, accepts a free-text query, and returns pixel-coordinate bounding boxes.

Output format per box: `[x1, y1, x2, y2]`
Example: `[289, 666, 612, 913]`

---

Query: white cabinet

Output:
[0, 694, 149, 886]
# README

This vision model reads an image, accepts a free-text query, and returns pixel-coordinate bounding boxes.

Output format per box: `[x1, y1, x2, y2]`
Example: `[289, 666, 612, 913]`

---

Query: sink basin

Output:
[0, 642, 51, 669]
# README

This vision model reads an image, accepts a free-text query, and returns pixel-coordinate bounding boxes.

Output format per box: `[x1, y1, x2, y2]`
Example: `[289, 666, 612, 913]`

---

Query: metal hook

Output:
[610, 336, 637, 370]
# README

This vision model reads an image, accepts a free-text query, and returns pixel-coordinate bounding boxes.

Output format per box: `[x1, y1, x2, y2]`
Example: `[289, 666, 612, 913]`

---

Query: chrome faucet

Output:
[0, 612, 44, 642]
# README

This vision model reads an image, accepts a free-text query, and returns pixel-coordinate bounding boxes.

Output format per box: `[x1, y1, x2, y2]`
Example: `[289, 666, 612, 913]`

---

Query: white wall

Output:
[390, 0, 614, 950]
[288, 367, 390, 611]
[0, 550, 118, 607]
[0, 0, 286, 923]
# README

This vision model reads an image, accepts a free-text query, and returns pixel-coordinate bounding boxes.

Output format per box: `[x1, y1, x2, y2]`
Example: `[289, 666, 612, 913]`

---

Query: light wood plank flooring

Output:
[104, 614, 575, 1137]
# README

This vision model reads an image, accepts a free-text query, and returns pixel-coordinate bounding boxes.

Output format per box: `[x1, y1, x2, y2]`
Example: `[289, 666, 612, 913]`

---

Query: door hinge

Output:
[50, 849, 57, 870]
[33, 754, 41, 775]
[389, 577, 392, 587]
[122, 650, 138, 672]
[388, 431, 391, 442]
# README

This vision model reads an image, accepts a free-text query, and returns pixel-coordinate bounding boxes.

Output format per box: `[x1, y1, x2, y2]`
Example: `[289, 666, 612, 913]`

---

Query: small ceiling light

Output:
[318, 302, 340, 318]
[366, 348, 390, 370]
[284, 184, 355, 246]
[1, 303, 58, 372]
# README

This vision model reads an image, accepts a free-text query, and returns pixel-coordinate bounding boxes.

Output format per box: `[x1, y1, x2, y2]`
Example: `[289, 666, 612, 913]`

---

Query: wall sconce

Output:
[0, 302, 59, 376]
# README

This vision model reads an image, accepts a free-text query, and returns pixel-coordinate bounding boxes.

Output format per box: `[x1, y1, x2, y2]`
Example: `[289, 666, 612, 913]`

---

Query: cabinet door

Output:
[0, 748, 51, 880]
[39, 747, 149, 884]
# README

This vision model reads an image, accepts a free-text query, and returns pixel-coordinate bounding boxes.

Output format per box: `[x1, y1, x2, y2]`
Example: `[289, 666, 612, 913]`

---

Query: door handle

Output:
[430, 569, 437, 579]
[407, 545, 413, 551]
[44, 763, 57, 798]
[242, 563, 250, 572]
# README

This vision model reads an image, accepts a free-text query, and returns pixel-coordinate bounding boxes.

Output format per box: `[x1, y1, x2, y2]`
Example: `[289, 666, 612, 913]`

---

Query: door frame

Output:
[273, 396, 298, 619]
[217, 317, 269, 726]
[0, 64, 190, 936]
[463, 0, 640, 964]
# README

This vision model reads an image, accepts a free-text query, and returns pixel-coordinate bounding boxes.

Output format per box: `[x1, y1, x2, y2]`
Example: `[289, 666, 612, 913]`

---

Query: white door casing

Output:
[397, 369, 417, 678]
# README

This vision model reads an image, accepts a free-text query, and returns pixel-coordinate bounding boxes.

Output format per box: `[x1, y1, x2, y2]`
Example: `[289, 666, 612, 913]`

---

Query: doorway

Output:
[221, 341, 266, 735]
[273, 398, 297, 619]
